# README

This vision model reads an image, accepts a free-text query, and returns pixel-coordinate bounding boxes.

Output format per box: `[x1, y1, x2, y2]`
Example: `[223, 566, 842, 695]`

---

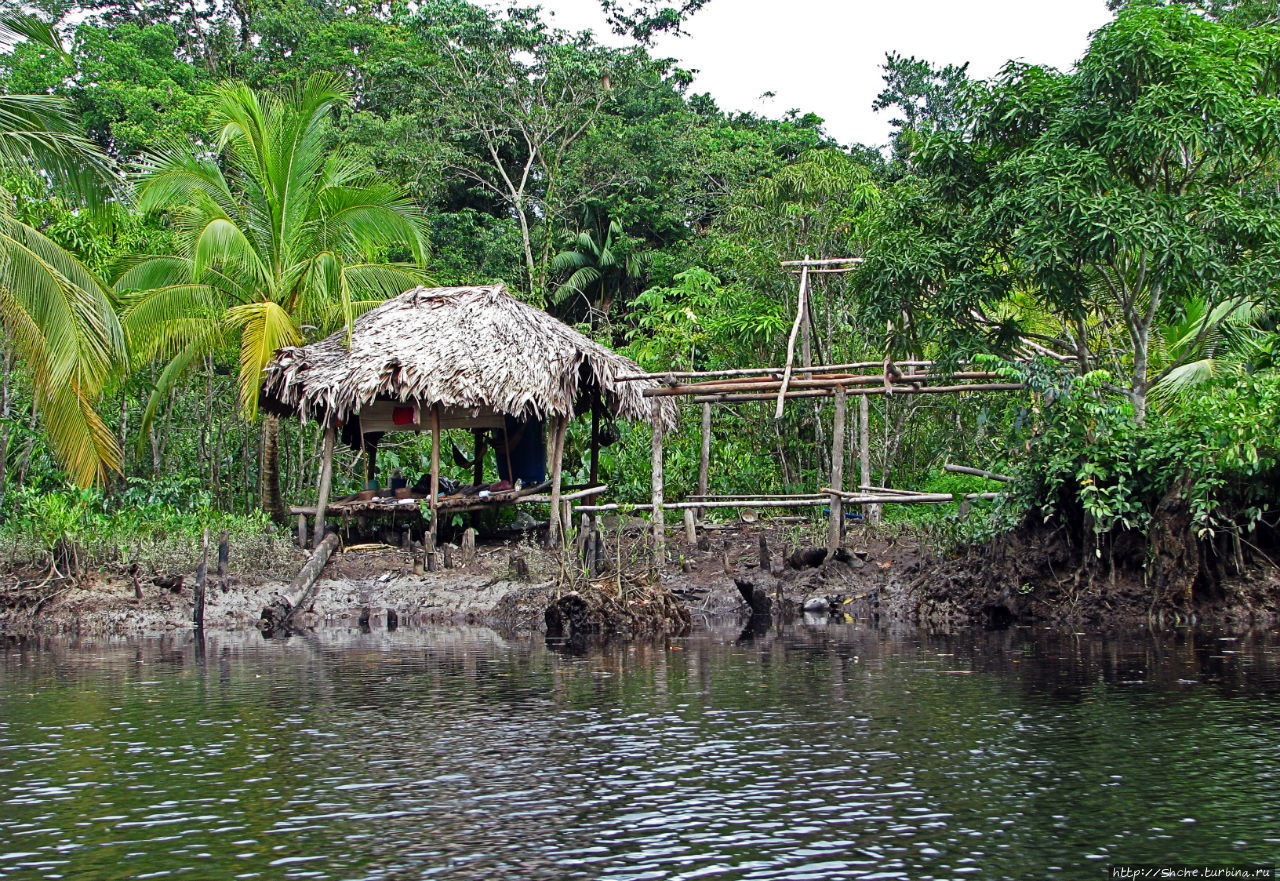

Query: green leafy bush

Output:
[1, 481, 276, 573]
[1011, 371, 1280, 541]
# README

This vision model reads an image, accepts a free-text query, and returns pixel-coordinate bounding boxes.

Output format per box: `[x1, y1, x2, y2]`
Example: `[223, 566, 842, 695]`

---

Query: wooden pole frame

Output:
[827, 386, 846, 553]
[775, 260, 810, 419]
[651, 419, 665, 562]
[858, 395, 880, 524]
[546, 415, 569, 547]
[429, 404, 440, 544]
[313, 421, 336, 549]
[697, 402, 711, 520]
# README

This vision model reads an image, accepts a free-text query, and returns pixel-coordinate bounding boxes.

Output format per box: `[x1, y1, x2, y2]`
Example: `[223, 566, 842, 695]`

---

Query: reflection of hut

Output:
[261, 284, 677, 546]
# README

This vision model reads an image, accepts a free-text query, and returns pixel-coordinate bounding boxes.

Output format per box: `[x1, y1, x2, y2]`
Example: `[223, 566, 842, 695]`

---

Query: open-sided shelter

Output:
[261, 284, 677, 546]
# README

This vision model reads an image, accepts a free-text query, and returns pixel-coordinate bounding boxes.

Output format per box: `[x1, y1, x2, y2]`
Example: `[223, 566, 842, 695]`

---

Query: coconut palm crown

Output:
[116, 74, 430, 518]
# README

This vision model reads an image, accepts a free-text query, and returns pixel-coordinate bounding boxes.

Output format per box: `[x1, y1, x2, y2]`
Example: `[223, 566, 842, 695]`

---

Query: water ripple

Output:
[1, 625, 1278, 879]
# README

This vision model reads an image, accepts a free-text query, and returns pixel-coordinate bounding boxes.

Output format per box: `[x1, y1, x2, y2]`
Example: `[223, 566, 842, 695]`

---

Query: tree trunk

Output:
[16, 403, 37, 490]
[259, 414, 287, 522]
[0, 349, 11, 507]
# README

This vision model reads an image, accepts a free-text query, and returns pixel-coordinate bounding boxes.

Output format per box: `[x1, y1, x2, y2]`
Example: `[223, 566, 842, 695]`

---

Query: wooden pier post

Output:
[651, 420, 665, 563]
[192, 529, 209, 631]
[775, 260, 810, 419]
[858, 395, 879, 524]
[547, 416, 569, 548]
[828, 386, 846, 553]
[698, 402, 711, 520]
[429, 405, 440, 545]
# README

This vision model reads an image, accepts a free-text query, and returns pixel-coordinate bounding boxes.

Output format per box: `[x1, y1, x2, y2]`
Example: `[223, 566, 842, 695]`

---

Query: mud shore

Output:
[2, 519, 1276, 637]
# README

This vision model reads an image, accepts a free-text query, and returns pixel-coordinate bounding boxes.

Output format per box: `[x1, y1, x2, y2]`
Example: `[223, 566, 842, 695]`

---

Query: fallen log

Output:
[258, 532, 340, 637]
[944, 464, 1014, 483]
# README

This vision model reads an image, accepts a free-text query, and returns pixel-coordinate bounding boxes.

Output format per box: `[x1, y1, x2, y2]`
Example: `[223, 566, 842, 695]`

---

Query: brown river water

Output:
[1, 623, 1278, 880]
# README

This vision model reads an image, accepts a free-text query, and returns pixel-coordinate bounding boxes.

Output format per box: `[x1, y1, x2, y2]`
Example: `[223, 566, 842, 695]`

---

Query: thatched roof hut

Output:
[261, 284, 677, 431]
[263, 284, 676, 549]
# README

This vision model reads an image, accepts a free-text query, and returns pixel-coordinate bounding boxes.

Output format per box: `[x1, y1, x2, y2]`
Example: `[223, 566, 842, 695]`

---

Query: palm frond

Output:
[0, 14, 70, 62]
[37, 379, 122, 487]
[119, 283, 225, 364]
[1150, 358, 1221, 401]
[0, 94, 116, 206]
[226, 300, 300, 417]
[0, 216, 123, 390]
[136, 340, 217, 442]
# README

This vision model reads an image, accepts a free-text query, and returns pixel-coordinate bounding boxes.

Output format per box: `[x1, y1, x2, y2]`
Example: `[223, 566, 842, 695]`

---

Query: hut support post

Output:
[588, 394, 600, 528]
[827, 387, 846, 553]
[473, 430, 487, 486]
[430, 405, 440, 544]
[651, 420, 665, 564]
[589, 394, 600, 488]
[698, 403, 711, 520]
[313, 423, 336, 549]
[858, 394, 879, 524]
[363, 437, 377, 489]
[471, 429, 487, 530]
[547, 416, 569, 548]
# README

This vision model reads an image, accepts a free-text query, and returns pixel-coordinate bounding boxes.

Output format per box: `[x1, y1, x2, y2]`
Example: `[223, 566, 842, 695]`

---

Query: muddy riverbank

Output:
[2, 518, 1277, 636]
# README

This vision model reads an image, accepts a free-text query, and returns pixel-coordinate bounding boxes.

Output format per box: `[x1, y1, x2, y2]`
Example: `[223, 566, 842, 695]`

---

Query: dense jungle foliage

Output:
[0, 0, 1277, 575]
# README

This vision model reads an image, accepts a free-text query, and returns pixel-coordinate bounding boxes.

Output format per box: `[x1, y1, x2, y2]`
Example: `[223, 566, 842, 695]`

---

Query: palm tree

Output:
[116, 75, 429, 520]
[549, 215, 647, 326]
[0, 16, 126, 489]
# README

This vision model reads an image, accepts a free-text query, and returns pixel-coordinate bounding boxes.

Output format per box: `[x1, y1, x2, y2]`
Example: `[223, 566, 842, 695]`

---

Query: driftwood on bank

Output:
[258, 532, 340, 637]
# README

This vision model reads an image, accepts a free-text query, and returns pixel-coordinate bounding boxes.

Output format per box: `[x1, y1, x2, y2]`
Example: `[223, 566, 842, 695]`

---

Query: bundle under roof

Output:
[260, 284, 678, 431]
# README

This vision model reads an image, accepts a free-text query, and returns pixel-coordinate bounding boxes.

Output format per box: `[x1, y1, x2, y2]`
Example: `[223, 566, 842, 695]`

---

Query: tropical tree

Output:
[549, 214, 647, 326]
[0, 15, 125, 490]
[414, 0, 637, 301]
[116, 74, 429, 520]
[859, 3, 1280, 420]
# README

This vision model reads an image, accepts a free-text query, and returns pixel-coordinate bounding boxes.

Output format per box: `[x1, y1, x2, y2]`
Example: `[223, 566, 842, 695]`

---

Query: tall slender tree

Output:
[116, 74, 429, 519]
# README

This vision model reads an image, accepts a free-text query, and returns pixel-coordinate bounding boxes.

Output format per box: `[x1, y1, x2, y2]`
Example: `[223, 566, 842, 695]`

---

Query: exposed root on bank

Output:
[543, 571, 692, 640]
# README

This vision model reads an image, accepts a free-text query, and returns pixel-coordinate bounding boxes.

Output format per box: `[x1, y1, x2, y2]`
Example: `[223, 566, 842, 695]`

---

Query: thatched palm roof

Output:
[261, 284, 677, 430]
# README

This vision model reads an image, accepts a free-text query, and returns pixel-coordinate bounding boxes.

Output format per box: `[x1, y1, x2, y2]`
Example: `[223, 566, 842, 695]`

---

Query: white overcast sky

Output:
[529, 0, 1115, 148]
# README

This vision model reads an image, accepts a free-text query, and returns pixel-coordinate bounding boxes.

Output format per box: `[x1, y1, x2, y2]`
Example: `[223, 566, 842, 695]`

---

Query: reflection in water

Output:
[1, 624, 1278, 880]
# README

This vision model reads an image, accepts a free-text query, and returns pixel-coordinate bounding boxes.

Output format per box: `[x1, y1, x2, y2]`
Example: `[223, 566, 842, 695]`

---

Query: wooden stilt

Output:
[588, 394, 601, 528]
[192, 529, 208, 631]
[651, 419, 665, 563]
[858, 395, 879, 524]
[501, 423, 514, 485]
[683, 508, 697, 545]
[313, 422, 336, 549]
[775, 258, 810, 419]
[547, 416, 568, 548]
[589, 394, 600, 489]
[828, 386, 846, 553]
[429, 405, 440, 544]
[364, 436, 378, 488]
[698, 403, 711, 520]
[469, 429, 487, 530]
[473, 429, 487, 486]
